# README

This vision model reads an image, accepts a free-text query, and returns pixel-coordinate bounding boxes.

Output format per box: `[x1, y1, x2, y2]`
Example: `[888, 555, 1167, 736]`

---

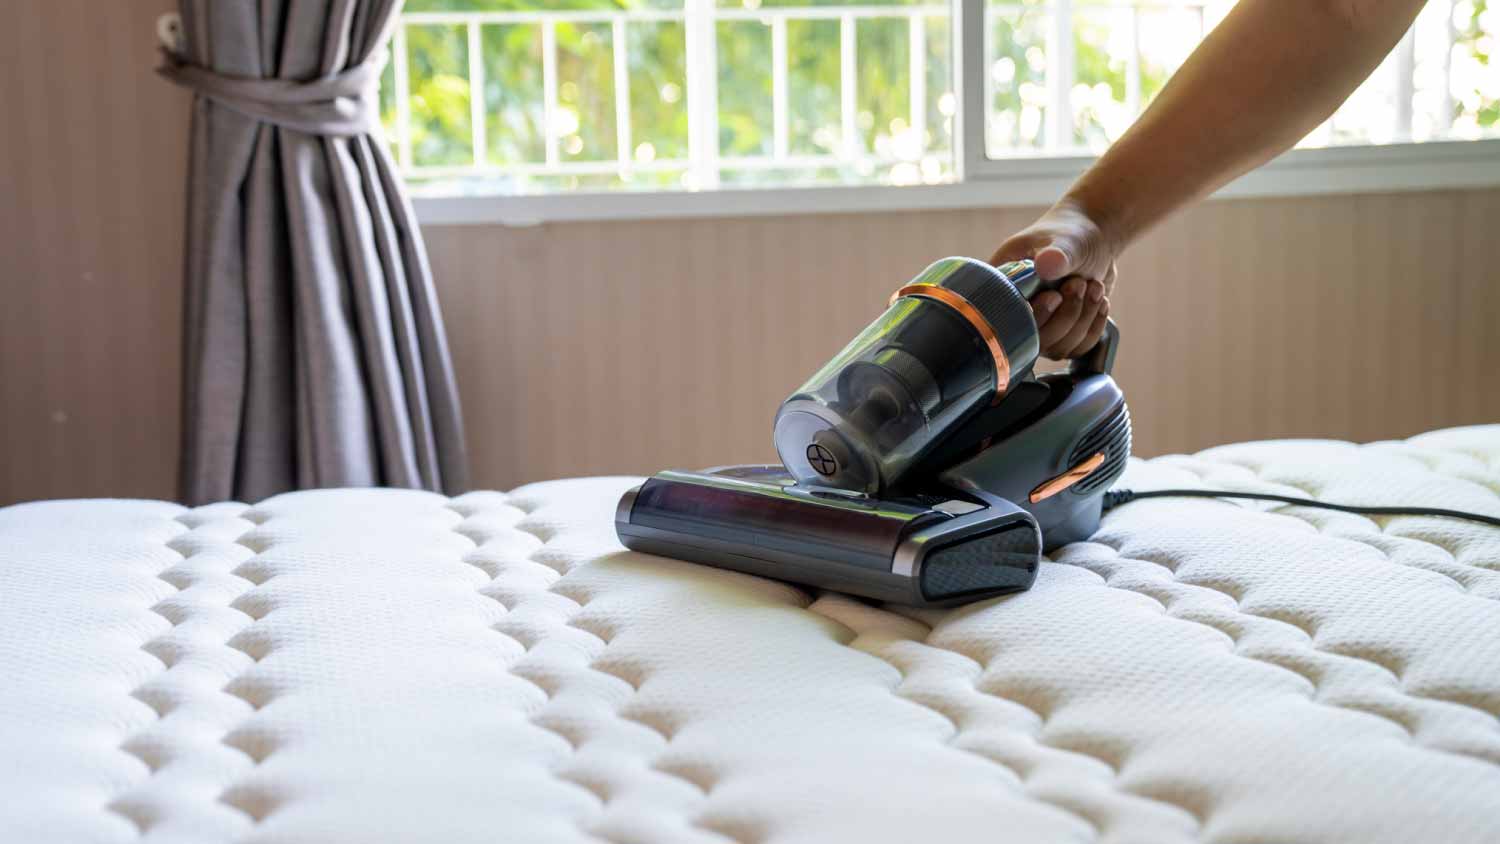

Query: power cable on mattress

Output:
[1102, 489, 1500, 529]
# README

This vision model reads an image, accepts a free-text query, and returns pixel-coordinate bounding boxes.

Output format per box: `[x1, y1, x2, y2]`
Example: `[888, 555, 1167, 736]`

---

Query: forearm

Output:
[1064, 0, 1426, 250]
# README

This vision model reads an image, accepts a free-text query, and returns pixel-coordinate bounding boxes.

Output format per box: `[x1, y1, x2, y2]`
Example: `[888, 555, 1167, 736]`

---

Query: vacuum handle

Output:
[995, 259, 1055, 299]
[996, 258, 1117, 375]
[1069, 318, 1119, 377]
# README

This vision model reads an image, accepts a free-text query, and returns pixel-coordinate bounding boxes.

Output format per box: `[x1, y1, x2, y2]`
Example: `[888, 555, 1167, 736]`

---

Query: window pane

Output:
[1136, 7, 1199, 107]
[1418, 0, 1499, 141]
[1070, 7, 1130, 151]
[856, 17, 910, 159]
[405, 23, 471, 167]
[985, 0, 1497, 160]
[787, 18, 842, 158]
[986, 5, 1049, 155]
[482, 24, 545, 167]
[556, 22, 618, 162]
[629, 22, 690, 166]
[717, 19, 775, 158]
[925, 13, 958, 175]
[1451, 0, 1498, 135]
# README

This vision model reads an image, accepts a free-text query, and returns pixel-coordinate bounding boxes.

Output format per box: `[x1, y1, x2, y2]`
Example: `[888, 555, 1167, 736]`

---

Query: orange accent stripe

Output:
[890, 283, 1011, 397]
[1029, 451, 1107, 504]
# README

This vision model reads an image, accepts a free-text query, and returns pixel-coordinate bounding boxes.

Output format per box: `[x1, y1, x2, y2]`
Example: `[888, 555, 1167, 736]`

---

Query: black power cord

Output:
[1103, 488, 1500, 529]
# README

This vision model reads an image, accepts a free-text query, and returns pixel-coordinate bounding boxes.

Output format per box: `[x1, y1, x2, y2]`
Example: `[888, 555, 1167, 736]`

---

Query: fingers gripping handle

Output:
[995, 259, 1116, 376]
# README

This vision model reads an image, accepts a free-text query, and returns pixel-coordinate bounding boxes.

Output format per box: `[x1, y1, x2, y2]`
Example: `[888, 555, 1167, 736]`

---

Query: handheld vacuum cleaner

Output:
[616, 257, 1131, 608]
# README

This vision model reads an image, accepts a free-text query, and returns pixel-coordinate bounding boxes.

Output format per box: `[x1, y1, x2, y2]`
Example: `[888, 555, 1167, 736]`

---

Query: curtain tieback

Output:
[157, 49, 383, 137]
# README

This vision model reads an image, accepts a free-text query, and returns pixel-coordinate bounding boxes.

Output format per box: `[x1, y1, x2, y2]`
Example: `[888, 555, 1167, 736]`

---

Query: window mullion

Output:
[840, 13, 858, 161]
[773, 15, 790, 161]
[956, 0, 987, 178]
[1125, 5, 1141, 119]
[1394, 25, 1416, 141]
[909, 13, 927, 160]
[613, 15, 632, 175]
[393, 23, 414, 169]
[1047, 0, 1075, 152]
[542, 20, 560, 169]
[685, 0, 720, 188]
[468, 18, 486, 167]
[1440, 0, 1456, 135]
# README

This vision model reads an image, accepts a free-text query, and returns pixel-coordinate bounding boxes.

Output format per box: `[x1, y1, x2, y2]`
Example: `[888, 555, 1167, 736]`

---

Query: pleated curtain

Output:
[163, 0, 467, 504]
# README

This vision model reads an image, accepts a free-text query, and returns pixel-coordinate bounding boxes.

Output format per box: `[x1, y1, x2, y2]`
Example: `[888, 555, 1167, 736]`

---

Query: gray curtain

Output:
[162, 0, 467, 504]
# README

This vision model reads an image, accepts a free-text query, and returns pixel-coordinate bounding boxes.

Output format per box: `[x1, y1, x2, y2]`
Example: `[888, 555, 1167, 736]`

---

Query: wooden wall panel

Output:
[2, 1, 1497, 504]
[427, 191, 1500, 494]
[1, 0, 188, 504]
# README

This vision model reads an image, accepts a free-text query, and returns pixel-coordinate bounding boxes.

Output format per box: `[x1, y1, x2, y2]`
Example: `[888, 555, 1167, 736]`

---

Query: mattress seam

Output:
[444, 501, 608, 819]
[106, 512, 194, 834]
[215, 508, 286, 826]
[108, 507, 264, 835]
[448, 498, 738, 844]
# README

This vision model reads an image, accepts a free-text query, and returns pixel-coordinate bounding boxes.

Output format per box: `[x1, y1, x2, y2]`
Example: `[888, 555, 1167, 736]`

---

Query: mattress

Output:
[3, 426, 1499, 844]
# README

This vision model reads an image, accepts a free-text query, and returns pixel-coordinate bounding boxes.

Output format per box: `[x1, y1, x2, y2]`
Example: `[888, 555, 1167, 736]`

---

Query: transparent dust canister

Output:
[773, 257, 1042, 493]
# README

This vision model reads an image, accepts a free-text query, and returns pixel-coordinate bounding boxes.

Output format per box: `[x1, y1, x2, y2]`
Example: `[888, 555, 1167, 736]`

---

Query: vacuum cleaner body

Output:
[617, 257, 1131, 607]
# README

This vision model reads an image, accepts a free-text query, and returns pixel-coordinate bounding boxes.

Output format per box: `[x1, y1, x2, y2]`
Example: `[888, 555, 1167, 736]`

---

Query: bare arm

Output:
[1069, 0, 1427, 249]
[995, 0, 1427, 358]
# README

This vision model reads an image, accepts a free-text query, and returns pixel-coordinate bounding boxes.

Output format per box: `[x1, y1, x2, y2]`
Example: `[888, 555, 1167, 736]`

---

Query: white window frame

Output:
[409, 0, 1500, 227]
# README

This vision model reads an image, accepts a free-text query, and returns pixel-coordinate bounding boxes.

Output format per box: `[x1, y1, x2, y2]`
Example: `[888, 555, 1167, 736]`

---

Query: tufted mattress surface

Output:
[4, 427, 1500, 843]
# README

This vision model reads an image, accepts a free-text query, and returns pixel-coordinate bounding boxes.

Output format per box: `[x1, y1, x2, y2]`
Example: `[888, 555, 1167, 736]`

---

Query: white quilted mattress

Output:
[4, 426, 1500, 844]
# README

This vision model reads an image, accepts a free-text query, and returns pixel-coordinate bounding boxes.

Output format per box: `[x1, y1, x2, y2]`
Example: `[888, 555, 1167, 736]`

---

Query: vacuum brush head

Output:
[616, 467, 1041, 608]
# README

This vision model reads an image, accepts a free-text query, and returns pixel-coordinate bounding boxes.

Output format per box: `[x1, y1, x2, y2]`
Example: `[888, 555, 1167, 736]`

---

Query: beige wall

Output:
[2, 0, 188, 504]
[428, 190, 1500, 492]
[3, 0, 1497, 505]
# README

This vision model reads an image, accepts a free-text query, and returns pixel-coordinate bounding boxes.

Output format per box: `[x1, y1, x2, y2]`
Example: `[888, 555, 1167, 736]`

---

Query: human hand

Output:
[990, 200, 1119, 360]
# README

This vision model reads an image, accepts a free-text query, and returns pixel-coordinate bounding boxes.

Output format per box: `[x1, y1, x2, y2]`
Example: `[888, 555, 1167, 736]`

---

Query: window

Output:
[383, 0, 1500, 220]
[383, 0, 960, 193]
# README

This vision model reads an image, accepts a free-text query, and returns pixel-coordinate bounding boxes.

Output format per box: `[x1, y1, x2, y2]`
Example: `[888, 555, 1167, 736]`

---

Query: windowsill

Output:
[412, 137, 1500, 227]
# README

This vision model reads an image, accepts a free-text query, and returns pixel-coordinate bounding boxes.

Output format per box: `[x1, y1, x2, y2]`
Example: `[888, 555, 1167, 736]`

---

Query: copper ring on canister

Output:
[890, 283, 1012, 397]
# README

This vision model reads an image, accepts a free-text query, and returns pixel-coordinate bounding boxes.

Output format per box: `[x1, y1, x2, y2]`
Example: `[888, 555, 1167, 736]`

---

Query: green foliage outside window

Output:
[379, 0, 1498, 194]
[1457, 0, 1497, 129]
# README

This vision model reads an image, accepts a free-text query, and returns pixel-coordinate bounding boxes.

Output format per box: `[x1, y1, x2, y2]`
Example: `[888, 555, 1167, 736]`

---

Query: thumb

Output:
[989, 233, 1041, 267]
[1033, 244, 1075, 281]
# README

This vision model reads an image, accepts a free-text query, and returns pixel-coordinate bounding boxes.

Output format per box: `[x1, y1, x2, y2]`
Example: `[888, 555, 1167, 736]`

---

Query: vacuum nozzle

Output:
[616, 468, 1042, 608]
